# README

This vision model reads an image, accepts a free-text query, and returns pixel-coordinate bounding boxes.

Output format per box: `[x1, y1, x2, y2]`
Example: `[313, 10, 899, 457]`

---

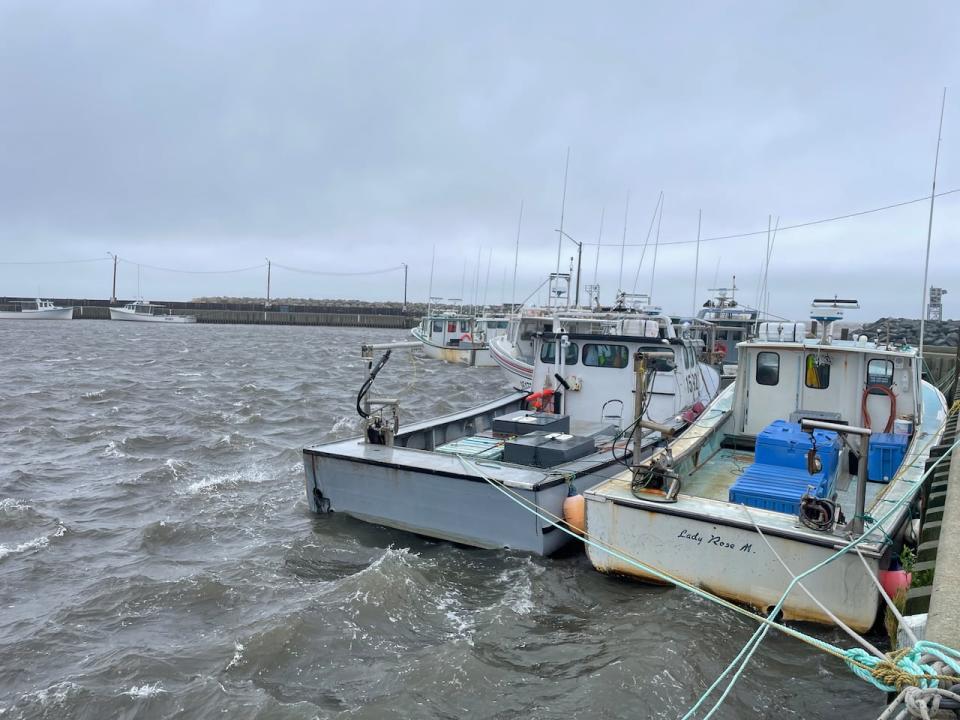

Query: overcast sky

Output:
[1, 1, 958, 320]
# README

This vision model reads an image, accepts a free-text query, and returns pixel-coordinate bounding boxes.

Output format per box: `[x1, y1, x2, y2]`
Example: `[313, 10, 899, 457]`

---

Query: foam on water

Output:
[121, 683, 165, 698]
[0, 524, 65, 561]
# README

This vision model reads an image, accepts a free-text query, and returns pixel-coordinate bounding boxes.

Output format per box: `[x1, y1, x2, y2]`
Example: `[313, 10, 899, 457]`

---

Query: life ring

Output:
[460, 333, 473, 343]
[713, 341, 728, 356]
[526, 387, 555, 411]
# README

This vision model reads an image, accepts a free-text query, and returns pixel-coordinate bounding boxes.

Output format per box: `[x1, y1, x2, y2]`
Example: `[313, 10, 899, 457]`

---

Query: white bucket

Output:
[893, 418, 913, 436]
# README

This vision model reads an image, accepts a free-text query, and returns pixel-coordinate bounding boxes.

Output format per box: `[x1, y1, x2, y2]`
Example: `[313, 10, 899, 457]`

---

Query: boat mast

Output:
[649, 194, 663, 301]
[592, 207, 604, 305]
[426, 246, 436, 318]
[692, 210, 702, 316]
[482, 248, 492, 311]
[555, 148, 570, 282]
[511, 200, 523, 312]
[919, 88, 947, 361]
[618, 191, 631, 294]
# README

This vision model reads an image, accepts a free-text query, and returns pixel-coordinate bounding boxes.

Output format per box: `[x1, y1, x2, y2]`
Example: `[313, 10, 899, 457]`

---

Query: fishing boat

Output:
[489, 288, 675, 388]
[696, 281, 758, 379]
[582, 299, 947, 631]
[409, 311, 506, 367]
[303, 314, 720, 554]
[109, 301, 197, 323]
[0, 298, 74, 320]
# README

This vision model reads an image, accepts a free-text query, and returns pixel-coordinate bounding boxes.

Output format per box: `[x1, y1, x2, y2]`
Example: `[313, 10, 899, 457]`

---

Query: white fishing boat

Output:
[0, 299, 74, 320]
[303, 314, 721, 554]
[489, 288, 682, 388]
[409, 311, 505, 367]
[109, 301, 197, 323]
[696, 281, 758, 378]
[582, 299, 947, 631]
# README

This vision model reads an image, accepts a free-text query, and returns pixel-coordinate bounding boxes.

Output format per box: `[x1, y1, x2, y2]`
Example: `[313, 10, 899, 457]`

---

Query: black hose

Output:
[356, 350, 392, 419]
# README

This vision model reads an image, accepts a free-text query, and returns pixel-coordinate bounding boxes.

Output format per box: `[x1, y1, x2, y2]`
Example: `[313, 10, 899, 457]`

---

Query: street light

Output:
[554, 228, 583, 307]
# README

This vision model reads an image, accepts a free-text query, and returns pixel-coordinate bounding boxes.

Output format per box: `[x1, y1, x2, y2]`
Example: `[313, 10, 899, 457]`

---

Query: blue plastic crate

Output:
[867, 433, 908, 483]
[729, 463, 834, 516]
[755, 420, 840, 479]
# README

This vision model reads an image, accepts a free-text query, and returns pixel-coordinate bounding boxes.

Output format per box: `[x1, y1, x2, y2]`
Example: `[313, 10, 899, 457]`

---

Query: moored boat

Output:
[582, 299, 947, 631]
[303, 314, 721, 554]
[0, 298, 74, 320]
[409, 311, 503, 367]
[109, 301, 197, 323]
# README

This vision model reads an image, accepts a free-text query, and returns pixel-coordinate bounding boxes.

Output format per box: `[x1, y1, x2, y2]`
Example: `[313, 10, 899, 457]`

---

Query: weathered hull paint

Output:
[584, 497, 881, 630]
[411, 327, 495, 367]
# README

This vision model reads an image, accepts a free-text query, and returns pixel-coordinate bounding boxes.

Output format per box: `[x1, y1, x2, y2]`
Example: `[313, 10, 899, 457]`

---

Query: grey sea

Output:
[1, 322, 882, 719]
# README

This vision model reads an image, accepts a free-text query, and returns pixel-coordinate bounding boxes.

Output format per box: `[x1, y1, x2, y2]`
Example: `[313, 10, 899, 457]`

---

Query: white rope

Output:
[742, 505, 885, 659]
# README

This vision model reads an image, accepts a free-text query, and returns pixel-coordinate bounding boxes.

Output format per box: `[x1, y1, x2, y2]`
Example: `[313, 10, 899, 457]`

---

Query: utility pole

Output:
[108, 252, 118, 303]
[401, 263, 408, 312]
[265, 258, 271, 307]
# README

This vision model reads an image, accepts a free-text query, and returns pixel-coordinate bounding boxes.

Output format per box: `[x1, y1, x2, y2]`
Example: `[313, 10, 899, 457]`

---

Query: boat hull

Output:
[109, 308, 197, 323]
[411, 327, 495, 366]
[583, 495, 881, 630]
[488, 334, 534, 386]
[303, 391, 635, 555]
[304, 445, 576, 555]
[0, 307, 74, 320]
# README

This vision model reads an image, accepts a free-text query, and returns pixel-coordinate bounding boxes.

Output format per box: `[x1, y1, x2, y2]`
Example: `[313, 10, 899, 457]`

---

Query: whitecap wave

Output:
[0, 524, 65, 561]
[184, 467, 266, 495]
[121, 683, 165, 698]
[226, 640, 245, 669]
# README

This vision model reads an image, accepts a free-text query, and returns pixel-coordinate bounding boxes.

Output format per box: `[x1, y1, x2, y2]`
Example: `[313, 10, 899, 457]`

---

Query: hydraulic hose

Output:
[356, 350, 392, 419]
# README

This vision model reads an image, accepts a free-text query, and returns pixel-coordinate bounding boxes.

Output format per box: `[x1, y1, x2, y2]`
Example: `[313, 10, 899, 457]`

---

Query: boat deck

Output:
[588, 381, 947, 554]
[306, 417, 631, 493]
[679, 446, 888, 511]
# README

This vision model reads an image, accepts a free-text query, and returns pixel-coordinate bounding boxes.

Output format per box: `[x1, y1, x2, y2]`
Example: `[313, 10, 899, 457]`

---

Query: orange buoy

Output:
[563, 492, 586, 536]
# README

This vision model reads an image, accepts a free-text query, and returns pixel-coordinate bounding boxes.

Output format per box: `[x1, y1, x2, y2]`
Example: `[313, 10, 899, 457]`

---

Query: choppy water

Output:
[1, 322, 884, 719]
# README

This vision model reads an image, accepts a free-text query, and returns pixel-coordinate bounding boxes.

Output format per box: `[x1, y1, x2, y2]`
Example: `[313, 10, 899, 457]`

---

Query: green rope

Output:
[844, 641, 960, 691]
[683, 432, 960, 719]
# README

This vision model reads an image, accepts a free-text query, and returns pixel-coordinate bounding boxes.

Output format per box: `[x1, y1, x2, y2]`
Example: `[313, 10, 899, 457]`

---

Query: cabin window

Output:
[432, 320, 443, 334]
[868, 358, 895, 387]
[540, 341, 579, 366]
[685, 345, 696, 368]
[756, 352, 780, 386]
[460, 320, 470, 333]
[583, 344, 629, 369]
[805, 353, 831, 389]
[637, 344, 675, 371]
[447, 321, 457, 333]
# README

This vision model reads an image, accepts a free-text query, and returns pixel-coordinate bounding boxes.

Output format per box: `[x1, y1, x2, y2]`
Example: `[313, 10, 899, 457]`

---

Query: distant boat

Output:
[0, 298, 74, 320]
[409, 312, 506, 367]
[109, 301, 197, 324]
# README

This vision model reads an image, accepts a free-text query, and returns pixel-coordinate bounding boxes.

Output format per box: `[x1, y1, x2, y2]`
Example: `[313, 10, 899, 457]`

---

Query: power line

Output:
[118, 258, 267, 274]
[582, 187, 960, 247]
[0, 257, 111, 265]
[271, 262, 404, 277]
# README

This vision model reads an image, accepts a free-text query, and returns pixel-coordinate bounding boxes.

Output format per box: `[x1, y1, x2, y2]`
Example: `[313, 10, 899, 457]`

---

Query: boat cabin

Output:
[122, 301, 173, 316]
[417, 313, 496, 348]
[732, 333, 920, 438]
[530, 315, 718, 429]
